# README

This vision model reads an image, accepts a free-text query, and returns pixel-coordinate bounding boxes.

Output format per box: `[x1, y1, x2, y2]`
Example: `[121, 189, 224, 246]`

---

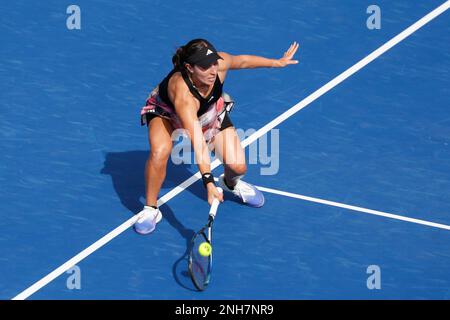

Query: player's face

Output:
[192, 61, 219, 86]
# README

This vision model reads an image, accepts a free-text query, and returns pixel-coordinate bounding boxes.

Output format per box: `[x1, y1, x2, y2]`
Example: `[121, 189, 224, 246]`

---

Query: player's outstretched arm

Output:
[218, 42, 299, 70]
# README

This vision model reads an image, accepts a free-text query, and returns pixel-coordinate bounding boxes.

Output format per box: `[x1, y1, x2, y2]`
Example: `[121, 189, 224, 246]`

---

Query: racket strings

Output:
[190, 233, 212, 290]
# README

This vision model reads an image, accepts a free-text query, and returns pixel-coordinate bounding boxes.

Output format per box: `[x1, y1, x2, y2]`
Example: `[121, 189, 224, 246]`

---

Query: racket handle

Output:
[210, 199, 220, 215]
[209, 188, 222, 217]
[209, 199, 220, 218]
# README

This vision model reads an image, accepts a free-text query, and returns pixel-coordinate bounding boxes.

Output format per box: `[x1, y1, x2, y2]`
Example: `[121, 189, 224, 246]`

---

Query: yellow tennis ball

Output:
[198, 242, 212, 257]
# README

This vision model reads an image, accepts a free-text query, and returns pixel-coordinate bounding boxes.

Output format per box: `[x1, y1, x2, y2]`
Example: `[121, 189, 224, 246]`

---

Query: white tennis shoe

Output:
[218, 174, 265, 207]
[134, 206, 162, 235]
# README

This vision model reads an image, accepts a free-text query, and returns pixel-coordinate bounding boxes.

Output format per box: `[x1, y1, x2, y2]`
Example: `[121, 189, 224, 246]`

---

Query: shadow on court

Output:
[100, 150, 204, 291]
[160, 203, 198, 291]
[100, 150, 206, 213]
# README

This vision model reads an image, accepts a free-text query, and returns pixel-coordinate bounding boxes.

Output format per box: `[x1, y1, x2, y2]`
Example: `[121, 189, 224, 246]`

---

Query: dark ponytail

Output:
[172, 46, 186, 70]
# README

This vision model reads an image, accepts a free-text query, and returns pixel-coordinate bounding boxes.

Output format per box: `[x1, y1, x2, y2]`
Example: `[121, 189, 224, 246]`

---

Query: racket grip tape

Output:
[209, 187, 222, 216]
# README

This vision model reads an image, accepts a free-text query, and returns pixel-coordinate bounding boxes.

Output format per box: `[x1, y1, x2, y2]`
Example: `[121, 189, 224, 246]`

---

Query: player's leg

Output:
[213, 126, 265, 207]
[145, 116, 174, 206]
[135, 116, 174, 235]
[212, 126, 246, 187]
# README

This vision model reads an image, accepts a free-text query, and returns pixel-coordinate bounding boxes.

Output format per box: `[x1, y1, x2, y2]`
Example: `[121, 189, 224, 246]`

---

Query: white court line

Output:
[257, 186, 450, 231]
[12, 1, 450, 300]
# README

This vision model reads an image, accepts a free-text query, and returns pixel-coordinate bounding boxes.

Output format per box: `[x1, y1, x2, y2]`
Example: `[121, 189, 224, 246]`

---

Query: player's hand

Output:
[276, 42, 299, 67]
[206, 184, 224, 205]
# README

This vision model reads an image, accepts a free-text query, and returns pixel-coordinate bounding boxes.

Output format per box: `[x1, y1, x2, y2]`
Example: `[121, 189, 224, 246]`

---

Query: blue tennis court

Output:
[1, 0, 449, 299]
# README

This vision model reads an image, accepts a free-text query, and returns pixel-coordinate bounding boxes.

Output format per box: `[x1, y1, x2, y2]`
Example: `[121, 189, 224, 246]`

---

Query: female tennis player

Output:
[135, 39, 299, 234]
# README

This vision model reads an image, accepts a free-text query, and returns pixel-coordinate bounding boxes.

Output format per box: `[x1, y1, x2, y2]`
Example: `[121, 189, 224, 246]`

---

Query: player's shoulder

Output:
[217, 51, 232, 71]
[168, 71, 187, 92]
[167, 71, 194, 104]
[167, 71, 186, 95]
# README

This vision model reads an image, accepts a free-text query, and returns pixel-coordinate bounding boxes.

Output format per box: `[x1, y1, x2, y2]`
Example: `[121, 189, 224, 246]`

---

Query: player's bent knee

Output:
[230, 163, 247, 176]
[150, 144, 172, 163]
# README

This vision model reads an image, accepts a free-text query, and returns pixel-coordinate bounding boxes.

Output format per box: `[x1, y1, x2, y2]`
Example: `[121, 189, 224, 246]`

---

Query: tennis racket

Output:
[188, 188, 222, 291]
